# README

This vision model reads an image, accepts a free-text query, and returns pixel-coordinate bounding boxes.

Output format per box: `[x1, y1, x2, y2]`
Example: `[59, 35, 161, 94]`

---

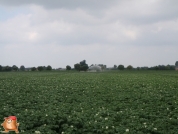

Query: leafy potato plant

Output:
[0, 71, 178, 133]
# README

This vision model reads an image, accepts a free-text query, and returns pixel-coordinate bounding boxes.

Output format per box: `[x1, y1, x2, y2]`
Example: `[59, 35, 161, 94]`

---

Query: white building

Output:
[88, 65, 102, 72]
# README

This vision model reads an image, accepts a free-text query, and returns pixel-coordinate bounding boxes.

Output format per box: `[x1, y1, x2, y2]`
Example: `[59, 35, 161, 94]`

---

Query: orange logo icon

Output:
[1, 116, 19, 133]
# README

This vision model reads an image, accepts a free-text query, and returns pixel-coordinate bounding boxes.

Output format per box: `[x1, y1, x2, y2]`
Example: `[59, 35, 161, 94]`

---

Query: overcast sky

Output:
[0, 0, 178, 68]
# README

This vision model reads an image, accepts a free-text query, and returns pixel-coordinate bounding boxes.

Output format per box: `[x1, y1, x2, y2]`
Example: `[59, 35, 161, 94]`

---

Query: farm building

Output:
[88, 65, 102, 72]
[56, 68, 66, 71]
[98, 64, 107, 70]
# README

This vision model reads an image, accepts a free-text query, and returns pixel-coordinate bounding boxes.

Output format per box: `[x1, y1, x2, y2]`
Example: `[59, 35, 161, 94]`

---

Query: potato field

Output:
[0, 71, 178, 134]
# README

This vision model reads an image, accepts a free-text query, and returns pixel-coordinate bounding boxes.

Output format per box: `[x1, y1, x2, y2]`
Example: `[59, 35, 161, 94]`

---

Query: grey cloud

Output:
[0, 0, 118, 10]
[1, 0, 178, 25]
[106, 1, 178, 25]
[0, 0, 178, 68]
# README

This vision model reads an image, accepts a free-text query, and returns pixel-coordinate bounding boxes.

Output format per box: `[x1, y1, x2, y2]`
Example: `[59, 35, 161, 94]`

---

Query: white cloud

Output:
[0, 1, 178, 68]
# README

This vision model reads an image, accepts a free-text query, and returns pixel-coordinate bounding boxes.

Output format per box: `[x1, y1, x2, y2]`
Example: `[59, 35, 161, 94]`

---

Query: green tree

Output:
[75, 60, 89, 71]
[118, 65, 124, 70]
[155, 66, 159, 70]
[66, 65, 71, 70]
[127, 65, 133, 70]
[0, 65, 2, 71]
[20, 65, 25, 71]
[80, 60, 86, 66]
[12, 65, 18, 71]
[137, 67, 140, 70]
[37, 66, 43, 71]
[43, 66, 46, 70]
[74, 63, 81, 71]
[81, 64, 88, 71]
[175, 61, 178, 66]
[31, 67, 36, 71]
[46, 65, 52, 70]
[4, 66, 12, 71]
[80, 60, 89, 71]
[166, 65, 170, 70]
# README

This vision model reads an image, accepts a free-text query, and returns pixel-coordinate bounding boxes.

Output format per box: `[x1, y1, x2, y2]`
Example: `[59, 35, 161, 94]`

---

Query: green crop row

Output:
[0, 71, 178, 133]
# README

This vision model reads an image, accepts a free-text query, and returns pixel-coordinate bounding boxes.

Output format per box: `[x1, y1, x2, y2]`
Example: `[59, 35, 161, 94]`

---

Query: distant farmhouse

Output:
[98, 64, 107, 70]
[88, 64, 106, 72]
[88, 65, 102, 72]
[175, 61, 178, 71]
[56, 68, 66, 71]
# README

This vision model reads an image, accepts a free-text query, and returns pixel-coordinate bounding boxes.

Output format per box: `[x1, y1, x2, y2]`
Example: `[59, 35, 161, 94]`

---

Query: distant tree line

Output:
[0, 65, 52, 72]
[36, 66, 52, 71]
[146, 65, 175, 70]
[0, 65, 19, 72]
[116, 64, 175, 70]
[0, 61, 177, 72]
[114, 65, 133, 70]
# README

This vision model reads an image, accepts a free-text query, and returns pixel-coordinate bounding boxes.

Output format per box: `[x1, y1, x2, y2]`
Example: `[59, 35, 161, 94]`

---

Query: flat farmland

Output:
[0, 71, 178, 134]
